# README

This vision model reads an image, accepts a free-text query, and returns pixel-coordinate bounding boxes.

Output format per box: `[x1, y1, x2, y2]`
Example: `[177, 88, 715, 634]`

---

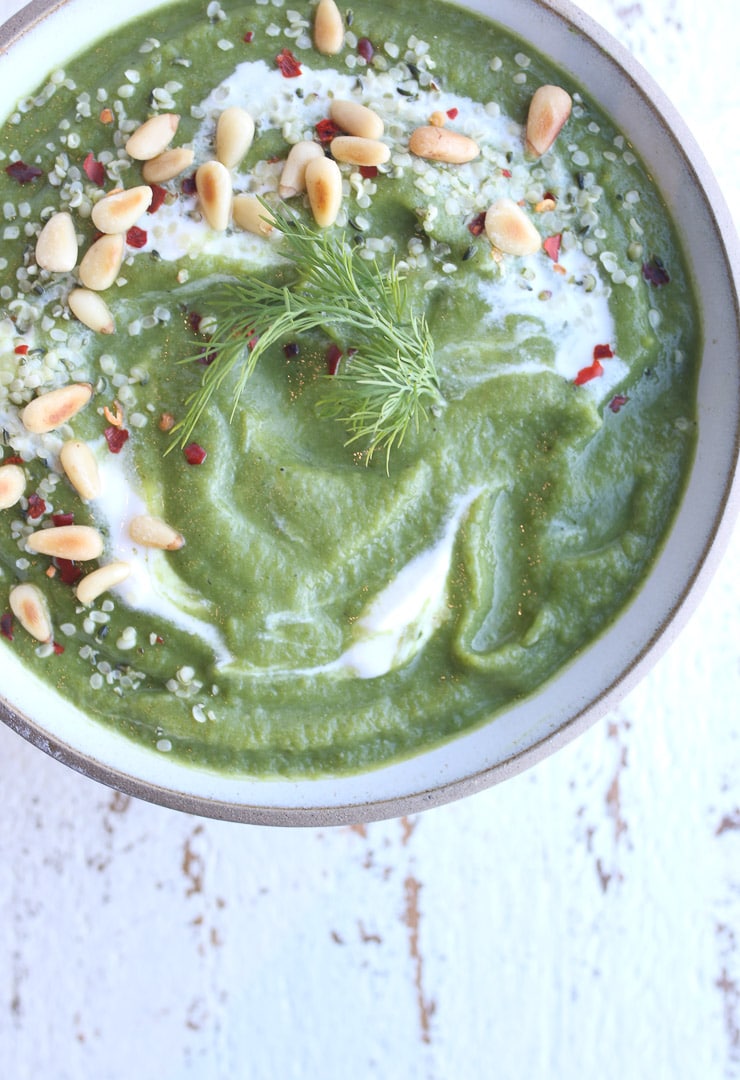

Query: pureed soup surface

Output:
[0, 0, 699, 776]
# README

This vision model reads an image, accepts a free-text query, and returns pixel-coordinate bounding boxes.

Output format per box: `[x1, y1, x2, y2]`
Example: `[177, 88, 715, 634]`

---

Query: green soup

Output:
[0, 0, 699, 776]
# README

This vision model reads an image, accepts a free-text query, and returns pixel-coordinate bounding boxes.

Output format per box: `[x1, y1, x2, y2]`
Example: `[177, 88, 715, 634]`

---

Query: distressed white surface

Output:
[1, 0, 740, 1077]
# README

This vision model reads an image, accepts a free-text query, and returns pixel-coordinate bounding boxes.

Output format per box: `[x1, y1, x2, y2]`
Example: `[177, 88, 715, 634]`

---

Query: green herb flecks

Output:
[175, 203, 444, 468]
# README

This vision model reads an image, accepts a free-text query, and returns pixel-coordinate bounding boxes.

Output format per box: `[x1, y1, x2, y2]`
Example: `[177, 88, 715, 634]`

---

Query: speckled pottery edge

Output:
[1, 0, 738, 826]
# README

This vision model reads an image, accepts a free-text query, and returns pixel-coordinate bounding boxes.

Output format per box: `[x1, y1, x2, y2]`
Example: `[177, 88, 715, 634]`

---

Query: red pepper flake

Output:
[574, 358, 604, 386]
[543, 233, 562, 262]
[55, 557, 83, 586]
[359, 165, 378, 180]
[148, 184, 167, 213]
[104, 425, 129, 453]
[446, 107, 459, 120]
[326, 343, 342, 375]
[357, 37, 375, 63]
[244, 30, 255, 43]
[5, 160, 43, 184]
[593, 343, 614, 361]
[276, 48, 302, 78]
[184, 442, 207, 465]
[468, 212, 486, 237]
[501, 168, 512, 178]
[14, 344, 29, 355]
[181, 173, 197, 195]
[126, 225, 148, 248]
[1, 613, 13, 641]
[642, 255, 670, 287]
[1, 455, 24, 466]
[52, 512, 75, 527]
[316, 117, 343, 143]
[196, 349, 217, 366]
[609, 394, 629, 413]
[26, 493, 46, 520]
[83, 151, 106, 187]
[53, 641, 65, 655]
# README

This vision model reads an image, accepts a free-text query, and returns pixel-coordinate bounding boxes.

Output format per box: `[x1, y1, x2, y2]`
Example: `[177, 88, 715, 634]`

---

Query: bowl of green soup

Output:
[0, 0, 738, 824]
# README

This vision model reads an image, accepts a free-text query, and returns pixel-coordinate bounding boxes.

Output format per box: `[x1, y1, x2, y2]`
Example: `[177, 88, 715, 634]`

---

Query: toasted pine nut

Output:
[216, 107, 255, 170]
[330, 135, 390, 168]
[408, 126, 480, 164]
[278, 140, 325, 199]
[305, 156, 343, 228]
[232, 195, 276, 237]
[76, 561, 132, 605]
[21, 383, 93, 434]
[78, 233, 125, 291]
[35, 212, 78, 273]
[196, 160, 232, 231]
[125, 113, 180, 160]
[26, 524, 104, 561]
[314, 0, 344, 55]
[91, 186, 153, 234]
[329, 100, 384, 140]
[9, 583, 52, 643]
[142, 147, 195, 184]
[0, 463, 26, 510]
[129, 514, 184, 551]
[525, 85, 572, 157]
[484, 198, 541, 255]
[68, 288, 115, 334]
[59, 440, 101, 501]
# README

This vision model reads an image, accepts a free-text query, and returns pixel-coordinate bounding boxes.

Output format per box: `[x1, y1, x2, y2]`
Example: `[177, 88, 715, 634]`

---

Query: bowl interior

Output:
[1, 0, 738, 824]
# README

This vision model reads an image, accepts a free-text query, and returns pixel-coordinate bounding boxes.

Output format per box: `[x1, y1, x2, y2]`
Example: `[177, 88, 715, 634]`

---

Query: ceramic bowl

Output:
[1, 0, 738, 824]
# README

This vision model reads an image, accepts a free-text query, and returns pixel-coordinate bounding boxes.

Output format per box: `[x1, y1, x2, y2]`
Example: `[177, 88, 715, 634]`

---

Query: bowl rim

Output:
[1, 0, 739, 826]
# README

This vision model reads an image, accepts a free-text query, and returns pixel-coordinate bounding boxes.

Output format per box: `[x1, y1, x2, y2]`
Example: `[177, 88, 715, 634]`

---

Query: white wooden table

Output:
[1, 1, 739, 1076]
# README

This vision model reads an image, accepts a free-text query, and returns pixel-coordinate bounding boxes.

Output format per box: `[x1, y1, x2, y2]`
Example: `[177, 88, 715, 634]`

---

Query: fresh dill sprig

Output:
[173, 202, 444, 466]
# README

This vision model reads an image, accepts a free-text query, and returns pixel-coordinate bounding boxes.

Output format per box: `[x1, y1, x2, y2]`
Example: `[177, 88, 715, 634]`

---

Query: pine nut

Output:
[78, 233, 125, 291]
[408, 126, 480, 164]
[313, 0, 344, 55]
[142, 147, 195, 184]
[21, 383, 93, 434]
[484, 198, 542, 255]
[59, 439, 101, 501]
[305, 155, 343, 228]
[329, 100, 384, 140]
[125, 113, 180, 160]
[216, 107, 255, 170]
[26, 524, 104, 561]
[232, 195, 276, 237]
[68, 288, 115, 334]
[0, 463, 26, 510]
[525, 85, 572, 158]
[75, 561, 131, 606]
[35, 211, 78, 273]
[91, 186, 153, 234]
[278, 140, 324, 199]
[129, 514, 184, 551]
[330, 135, 390, 168]
[195, 160, 232, 231]
[9, 583, 52, 643]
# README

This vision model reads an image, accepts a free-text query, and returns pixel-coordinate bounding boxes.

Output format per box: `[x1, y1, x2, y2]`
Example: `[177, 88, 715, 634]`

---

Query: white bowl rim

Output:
[0, 0, 739, 826]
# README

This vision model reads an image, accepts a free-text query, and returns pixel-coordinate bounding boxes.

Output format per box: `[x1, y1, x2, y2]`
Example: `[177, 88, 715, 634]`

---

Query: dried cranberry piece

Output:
[55, 558, 83, 586]
[467, 212, 486, 237]
[316, 118, 343, 143]
[148, 185, 167, 213]
[593, 343, 614, 361]
[52, 512, 75, 527]
[642, 256, 670, 287]
[609, 395, 629, 413]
